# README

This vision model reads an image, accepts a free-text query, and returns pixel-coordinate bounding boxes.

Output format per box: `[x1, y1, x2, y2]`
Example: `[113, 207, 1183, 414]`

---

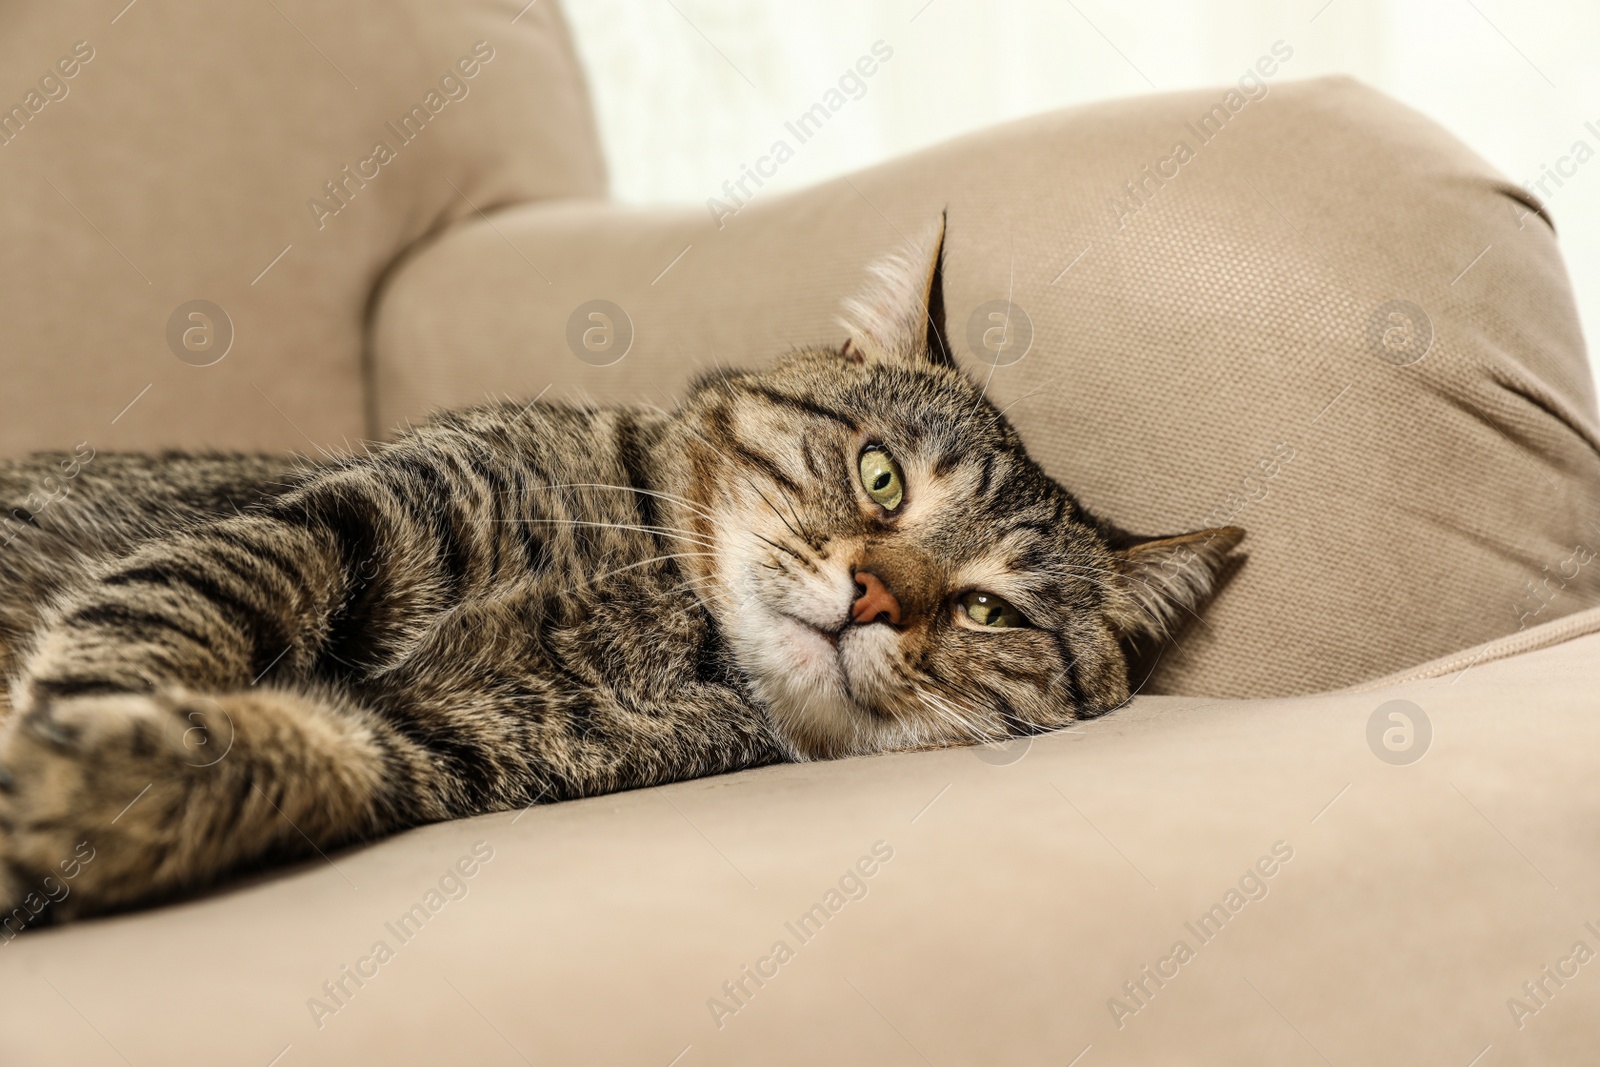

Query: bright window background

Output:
[564, 0, 1600, 378]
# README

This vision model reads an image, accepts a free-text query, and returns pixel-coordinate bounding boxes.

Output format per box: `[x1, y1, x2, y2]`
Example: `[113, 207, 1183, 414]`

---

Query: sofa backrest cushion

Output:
[371, 76, 1600, 696]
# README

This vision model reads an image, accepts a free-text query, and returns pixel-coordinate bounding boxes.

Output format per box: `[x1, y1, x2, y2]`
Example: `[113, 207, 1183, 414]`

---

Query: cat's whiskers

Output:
[520, 482, 719, 525]
[911, 692, 967, 740]
[556, 550, 718, 594]
[939, 693, 1005, 743]
[659, 570, 727, 597]
[503, 517, 717, 551]
[742, 475, 813, 547]
[765, 472, 822, 545]
[919, 675, 1010, 740]
[914, 691, 991, 746]
[766, 480, 820, 545]
[505, 486, 713, 527]
[751, 530, 809, 569]
[915, 682, 995, 740]
[678, 415, 820, 544]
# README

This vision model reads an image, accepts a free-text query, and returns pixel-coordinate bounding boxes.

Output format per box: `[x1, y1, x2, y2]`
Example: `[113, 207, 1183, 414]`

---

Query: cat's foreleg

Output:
[0, 499, 436, 922]
[0, 683, 418, 923]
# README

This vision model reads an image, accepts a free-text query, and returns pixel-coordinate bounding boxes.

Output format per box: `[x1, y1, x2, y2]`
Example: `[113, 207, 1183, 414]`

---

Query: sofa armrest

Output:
[0, 0, 604, 456]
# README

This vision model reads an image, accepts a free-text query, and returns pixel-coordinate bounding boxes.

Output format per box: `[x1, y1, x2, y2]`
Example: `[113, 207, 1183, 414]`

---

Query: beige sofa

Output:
[3, 2, 1598, 1064]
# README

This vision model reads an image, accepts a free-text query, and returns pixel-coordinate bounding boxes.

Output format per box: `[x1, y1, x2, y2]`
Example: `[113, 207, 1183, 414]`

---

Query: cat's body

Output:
[0, 224, 1240, 925]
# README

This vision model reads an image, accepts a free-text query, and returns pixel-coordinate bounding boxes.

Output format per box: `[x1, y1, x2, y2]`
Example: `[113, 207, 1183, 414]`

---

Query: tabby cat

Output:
[0, 222, 1241, 926]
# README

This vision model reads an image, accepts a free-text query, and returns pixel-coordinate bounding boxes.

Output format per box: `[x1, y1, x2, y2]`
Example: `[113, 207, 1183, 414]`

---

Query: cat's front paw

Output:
[0, 690, 231, 927]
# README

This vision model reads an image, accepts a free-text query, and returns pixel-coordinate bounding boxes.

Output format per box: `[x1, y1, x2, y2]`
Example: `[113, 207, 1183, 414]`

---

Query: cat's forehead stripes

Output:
[718, 366, 1080, 567]
[901, 449, 1067, 539]
[733, 381, 860, 433]
[891, 452, 974, 528]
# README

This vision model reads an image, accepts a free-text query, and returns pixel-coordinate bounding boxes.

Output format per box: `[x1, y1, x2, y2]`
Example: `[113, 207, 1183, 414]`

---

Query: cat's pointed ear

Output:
[1105, 526, 1245, 639]
[838, 211, 954, 368]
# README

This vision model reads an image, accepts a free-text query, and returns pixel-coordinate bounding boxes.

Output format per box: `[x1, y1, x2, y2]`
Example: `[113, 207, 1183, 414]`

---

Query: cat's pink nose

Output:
[851, 570, 902, 626]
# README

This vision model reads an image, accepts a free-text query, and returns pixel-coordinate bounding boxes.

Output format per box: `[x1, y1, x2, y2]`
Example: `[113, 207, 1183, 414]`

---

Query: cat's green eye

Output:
[959, 591, 1027, 628]
[858, 446, 904, 511]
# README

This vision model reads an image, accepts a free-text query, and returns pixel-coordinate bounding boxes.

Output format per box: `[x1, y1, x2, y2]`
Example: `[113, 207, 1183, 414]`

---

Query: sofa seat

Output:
[5, 607, 1597, 1066]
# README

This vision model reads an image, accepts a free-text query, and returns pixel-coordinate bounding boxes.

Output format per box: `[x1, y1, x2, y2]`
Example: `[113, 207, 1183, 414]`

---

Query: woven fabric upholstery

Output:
[0, 0, 605, 455]
[372, 76, 1600, 696]
[6, 614, 1600, 1064]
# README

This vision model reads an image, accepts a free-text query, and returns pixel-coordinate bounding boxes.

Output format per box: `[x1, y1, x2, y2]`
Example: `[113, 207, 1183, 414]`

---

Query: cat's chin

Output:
[772, 611, 843, 673]
[732, 607, 883, 758]
[733, 608, 919, 760]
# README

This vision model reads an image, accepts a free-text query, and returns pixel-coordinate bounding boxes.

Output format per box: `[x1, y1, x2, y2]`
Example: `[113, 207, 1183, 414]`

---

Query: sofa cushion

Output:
[5, 609, 1598, 1065]
[372, 76, 1600, 697]
[0, 0, 604, 457]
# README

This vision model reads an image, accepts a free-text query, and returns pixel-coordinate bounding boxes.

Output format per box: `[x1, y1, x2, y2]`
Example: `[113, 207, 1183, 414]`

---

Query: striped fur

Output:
[0, 226, 1241, 922]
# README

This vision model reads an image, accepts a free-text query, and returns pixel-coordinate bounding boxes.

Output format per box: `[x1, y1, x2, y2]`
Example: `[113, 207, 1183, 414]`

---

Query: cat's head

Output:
[666, 218, 1242, 759]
